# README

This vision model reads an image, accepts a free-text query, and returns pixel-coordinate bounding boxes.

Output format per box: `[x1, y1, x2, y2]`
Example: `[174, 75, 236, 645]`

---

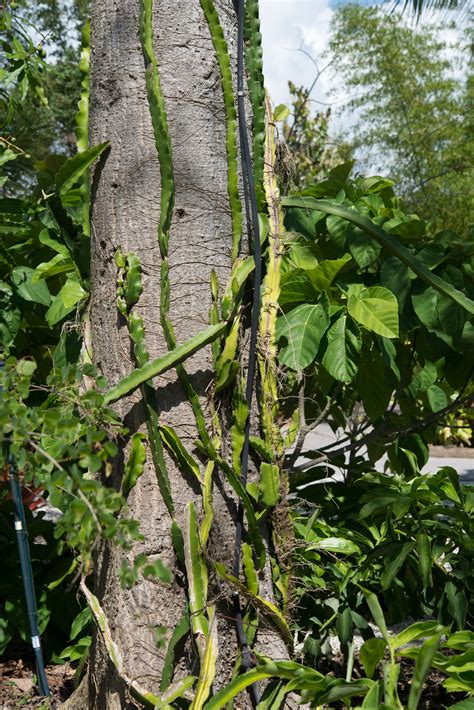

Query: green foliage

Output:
[291, 465, 473, 666]
[0, 496, 81, 659]
[281, 82, 350, 190]
[329, 5, 473, 235]
[1, 1, 87, 193]
[280, 166, 474, 478]
[1, 3, 473, 710]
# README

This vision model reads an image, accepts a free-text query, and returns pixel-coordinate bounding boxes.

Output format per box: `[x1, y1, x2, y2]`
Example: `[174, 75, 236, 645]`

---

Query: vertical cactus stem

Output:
[139, 0, 214, 452]
[258, 93, 284, 458]
[190, 605, 219, 710]
[184, 502, 209, 661]
[244, 0, 266, 210]
[115, 250, 176, 517]
[200, 0, 242, 262]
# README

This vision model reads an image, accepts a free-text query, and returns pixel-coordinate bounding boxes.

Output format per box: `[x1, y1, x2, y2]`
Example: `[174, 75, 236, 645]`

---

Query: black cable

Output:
[233, 0, 262, 705]
[0, 362, 50, 698]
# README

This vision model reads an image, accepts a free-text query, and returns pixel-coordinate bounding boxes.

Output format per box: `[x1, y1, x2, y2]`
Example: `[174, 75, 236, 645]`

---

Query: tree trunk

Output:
[85, 1, 241, 706]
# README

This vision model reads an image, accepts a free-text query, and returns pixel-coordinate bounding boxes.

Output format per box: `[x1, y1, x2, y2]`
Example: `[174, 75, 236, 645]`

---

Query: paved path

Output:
[300, 424, 474, 484]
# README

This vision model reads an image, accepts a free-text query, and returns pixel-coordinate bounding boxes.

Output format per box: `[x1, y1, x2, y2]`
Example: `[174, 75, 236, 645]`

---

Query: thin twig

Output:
[286, 383, 342, 466]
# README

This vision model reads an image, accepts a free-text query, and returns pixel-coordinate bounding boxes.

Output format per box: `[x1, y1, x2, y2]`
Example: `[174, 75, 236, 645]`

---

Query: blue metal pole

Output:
[1, 361, 50, 697]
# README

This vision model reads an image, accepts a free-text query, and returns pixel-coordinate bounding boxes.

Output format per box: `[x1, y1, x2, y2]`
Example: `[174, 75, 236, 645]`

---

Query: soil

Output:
[0, 660, 75, 710]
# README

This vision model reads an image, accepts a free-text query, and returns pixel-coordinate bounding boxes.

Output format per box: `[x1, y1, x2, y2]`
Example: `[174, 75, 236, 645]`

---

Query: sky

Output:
[260, 0, 337, 110]
[259, 1, 466, 141]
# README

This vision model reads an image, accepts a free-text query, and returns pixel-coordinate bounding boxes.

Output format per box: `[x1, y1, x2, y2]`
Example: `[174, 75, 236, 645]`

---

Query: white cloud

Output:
[260, 0, 334, 109]
[259, 2, 467, 155]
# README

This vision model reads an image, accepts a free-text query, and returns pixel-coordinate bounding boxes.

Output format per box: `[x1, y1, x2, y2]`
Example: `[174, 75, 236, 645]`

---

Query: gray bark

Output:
[86, 1, 238, 705]
[74, 1, 293, 707]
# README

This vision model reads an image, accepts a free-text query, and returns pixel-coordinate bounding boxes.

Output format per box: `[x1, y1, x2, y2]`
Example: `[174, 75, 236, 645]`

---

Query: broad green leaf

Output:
[45, 274, 88, 326]
[311, 537, 361, 555]
[360, 638, 387, 678]
[446, 581, 467, 630]
[204, 669, 274, 709]
[282, 197, 474, 315]
[58, 636, 91, 662]
[355, 345, 393, 420]
[362, 589, 390, 645]
[411, 287, 440, 328]
[445, 631, 474, 651]
[276, 303, 329, 370]
[348, 286, 399, 338]
[70, 607, 92, 640]
[16, 359, 37, 377]
[384, 217, 425, 239]
[347, 227, 381, 268]
[105, 322, 226, 403]
[380, 256, 411, 308]
[288, 243, 319, 271]
[361, 681, 383, 707]
[307, 254, 352, 291]
[11, 266, 51, 306]
[46, 558, 78, 590]
[393, 621, 443, 650]
[0, 146, 20, 168]
[444, 676, 474, 694]
[443, 652, 474, 672]
[0, 281, 21, 347]
[322, 315, 361, 383]
[32, 253, 75, 282]
[309, 679, 374, 705]
[326, 214, 348, 248]
[416, 533, 431, 591]
[279, 269, 319, 306]
[381, 541, 415, 589]
[337, 606, 353, 646]
[55, 141, 109, 194]
[62, 278, 87, 311]
[448, 700, 474, 710]
[407, 629, 445, 710]
[426, 384, 448, 412]
[205, 657, 325, 709]
[412, 286, 467, 346]
[273, 103, 290, 121]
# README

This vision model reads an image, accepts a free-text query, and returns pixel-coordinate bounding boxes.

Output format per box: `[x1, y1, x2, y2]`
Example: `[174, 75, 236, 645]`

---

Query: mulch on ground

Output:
[0, 660, 75, 709]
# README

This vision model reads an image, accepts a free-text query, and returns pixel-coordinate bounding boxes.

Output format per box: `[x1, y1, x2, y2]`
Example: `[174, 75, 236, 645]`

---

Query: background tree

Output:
[279, 81, 350, 189]
[328, 4, 473, 235]
[1, 0, 87, 193]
